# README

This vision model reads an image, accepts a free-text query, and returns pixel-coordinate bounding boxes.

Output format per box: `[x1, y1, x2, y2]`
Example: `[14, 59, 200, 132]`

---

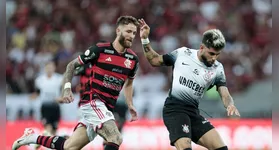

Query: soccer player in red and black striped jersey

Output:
[13, 16, 140, 150]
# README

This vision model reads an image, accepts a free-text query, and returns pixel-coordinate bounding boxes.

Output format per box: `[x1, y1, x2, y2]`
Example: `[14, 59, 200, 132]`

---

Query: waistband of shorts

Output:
[165, 96, 199, 110]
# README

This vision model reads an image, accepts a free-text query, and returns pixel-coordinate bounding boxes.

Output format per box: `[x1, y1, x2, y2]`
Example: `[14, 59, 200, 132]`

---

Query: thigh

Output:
[197, 128, 226, 150]
[191, 115, 214, 143]
[96, 119, 121, 141]
[64, 126, 90, 150]
[163, 106, 192, 146]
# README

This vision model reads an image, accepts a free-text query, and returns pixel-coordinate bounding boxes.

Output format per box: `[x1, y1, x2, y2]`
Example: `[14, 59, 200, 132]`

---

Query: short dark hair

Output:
[116, 16, 139, 27]
[202, 29, 226, 50]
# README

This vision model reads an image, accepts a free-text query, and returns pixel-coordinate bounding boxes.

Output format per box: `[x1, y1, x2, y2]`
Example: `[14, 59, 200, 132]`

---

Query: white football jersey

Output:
[164, 47, 226, 107]
[35, 73, 63, 102]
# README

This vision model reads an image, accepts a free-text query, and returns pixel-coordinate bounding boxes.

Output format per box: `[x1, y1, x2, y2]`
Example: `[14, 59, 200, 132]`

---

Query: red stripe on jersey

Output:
[97, 42, 111, 47]
[93, 66, 127, 80]
[98, 53, 136, 70]
[127, 48, 137, 57]
[78, 56, 84, 64]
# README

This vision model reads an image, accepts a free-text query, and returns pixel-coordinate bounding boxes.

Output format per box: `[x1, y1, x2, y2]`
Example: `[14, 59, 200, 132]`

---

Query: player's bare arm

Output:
[64, 58, 81, 83]
[124, 78, 138, 121]
[218, 86, 240, 117]
[60, 58, 81, 103]
[138, 19, 164, 67]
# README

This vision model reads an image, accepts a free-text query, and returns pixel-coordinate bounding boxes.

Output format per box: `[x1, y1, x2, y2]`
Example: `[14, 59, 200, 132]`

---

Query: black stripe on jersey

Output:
[91, 82, 120, 97]
[96, 62, 131, 75]
[97, 94, 117, 107]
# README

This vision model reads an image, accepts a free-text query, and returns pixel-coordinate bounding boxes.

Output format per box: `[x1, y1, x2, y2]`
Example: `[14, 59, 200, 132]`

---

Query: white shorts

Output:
[73, 99, 115, 141]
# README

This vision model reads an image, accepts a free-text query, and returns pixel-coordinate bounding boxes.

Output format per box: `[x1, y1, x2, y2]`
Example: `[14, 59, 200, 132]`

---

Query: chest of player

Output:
[174, 56, 217, 86]
[95, 52, 136, 76]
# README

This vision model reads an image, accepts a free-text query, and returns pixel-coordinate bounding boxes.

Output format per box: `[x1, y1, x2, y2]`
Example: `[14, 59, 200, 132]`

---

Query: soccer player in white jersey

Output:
[32, 61, 63, 149]
[138, 19, 240, 150]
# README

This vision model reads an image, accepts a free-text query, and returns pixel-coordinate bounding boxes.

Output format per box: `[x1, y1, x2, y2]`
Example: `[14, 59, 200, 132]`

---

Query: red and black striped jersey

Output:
[74, 63, 93, 105]
[77, 42, 139, 109]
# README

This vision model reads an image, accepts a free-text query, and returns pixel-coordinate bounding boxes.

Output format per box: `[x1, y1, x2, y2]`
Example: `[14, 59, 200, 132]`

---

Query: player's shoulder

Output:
[175, 46, 197, 57]
[96, 41, 111, 48]
[125, 48, 138, 60]
[212, 60, 224, 70]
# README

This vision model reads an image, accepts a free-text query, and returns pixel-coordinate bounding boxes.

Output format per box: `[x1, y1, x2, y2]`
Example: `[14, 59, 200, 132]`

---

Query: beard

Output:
[201, 54, 214, 67]
[118, 33, 132, 48]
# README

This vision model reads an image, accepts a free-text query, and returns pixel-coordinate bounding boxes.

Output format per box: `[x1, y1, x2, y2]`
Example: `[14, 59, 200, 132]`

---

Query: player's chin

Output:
[124, 42, 132, 48]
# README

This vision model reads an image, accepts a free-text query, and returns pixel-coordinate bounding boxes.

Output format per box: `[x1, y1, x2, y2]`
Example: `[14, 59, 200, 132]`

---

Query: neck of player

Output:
[197, 50, 203, 62]
[112, 39, 126, 54]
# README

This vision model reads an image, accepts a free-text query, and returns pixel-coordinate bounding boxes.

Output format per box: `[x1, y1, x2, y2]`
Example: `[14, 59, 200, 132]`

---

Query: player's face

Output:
[45, 62, 56, 75]
[118, 23, 137, 48]
[200, 44, 221, 67]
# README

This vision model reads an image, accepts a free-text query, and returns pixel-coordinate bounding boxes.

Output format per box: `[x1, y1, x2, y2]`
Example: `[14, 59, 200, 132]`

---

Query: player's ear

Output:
[116, 27, 121, 36]
[200, 44, 204, 52]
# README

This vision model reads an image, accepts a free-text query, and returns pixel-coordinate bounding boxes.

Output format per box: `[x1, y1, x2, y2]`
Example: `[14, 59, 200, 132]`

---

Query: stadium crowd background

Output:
[6, 0, 271, 120]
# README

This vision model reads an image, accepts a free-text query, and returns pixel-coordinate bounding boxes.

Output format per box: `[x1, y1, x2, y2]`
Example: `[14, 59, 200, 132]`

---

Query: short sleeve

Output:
[162, 47, 187, 66]
[214, 64, 227, 88]
[78, 45, 101, 65]
[35, 76, 42, 90]
[128, 59, 139, 79]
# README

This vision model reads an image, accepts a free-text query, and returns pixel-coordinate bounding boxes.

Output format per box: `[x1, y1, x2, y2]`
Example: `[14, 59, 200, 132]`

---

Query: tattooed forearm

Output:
[142, 44, 163, 66]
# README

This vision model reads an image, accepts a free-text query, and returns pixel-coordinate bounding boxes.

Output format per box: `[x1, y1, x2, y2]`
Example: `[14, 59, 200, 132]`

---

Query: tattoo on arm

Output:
[63, 58, 81, 83]
[142, 44, 162, 66]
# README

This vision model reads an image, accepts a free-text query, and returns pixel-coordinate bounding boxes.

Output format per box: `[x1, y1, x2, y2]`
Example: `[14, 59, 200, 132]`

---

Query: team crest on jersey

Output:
[182, 124, 189, 133]
[124, 59, 132, 68]
[203, 70, 214, 82]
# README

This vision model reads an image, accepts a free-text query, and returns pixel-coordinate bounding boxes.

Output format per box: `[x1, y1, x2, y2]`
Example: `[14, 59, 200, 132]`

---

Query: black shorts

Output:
[162, 97, 214, 146]
[41, 101, 61, 130]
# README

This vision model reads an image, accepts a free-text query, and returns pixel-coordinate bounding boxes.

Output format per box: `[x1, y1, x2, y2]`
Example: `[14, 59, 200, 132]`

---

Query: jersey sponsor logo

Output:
[182, 124, 189, 133]
[179, 76, 205, 96]
[104, 49, 114, 54]
[124, 59, 132, 68]
[112, 68, 123, 73]
[203, 70, 214, 82]
[125, 54, 134, 59]
[103, 74, 125, 91]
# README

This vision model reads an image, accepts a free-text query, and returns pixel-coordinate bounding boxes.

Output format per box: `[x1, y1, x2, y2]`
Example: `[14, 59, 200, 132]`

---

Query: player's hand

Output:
[226, 104, 240, 117]
[62, 88, 74, 103]
[128, 105, 138, 122]
[138, 18, 150, 39]
[55, 97, 64, 103]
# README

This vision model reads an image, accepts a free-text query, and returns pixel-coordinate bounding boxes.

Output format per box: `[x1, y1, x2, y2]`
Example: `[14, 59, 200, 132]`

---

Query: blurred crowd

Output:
[6, 0, 271, 98]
